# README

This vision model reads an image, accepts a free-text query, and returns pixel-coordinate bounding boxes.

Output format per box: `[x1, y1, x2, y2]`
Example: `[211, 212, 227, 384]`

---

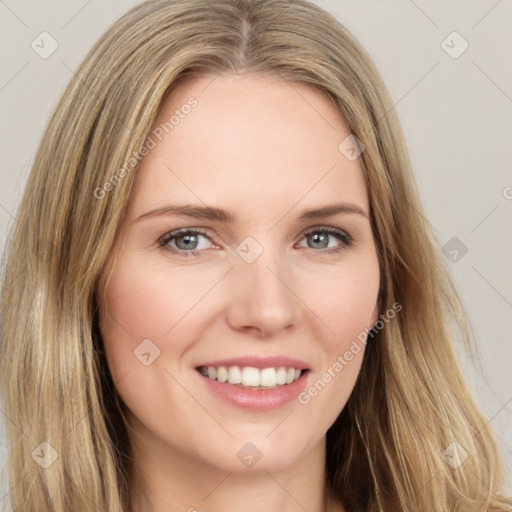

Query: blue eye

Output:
[298, 227, 353, 253]
[159, 226, 353, 257]
[159, 228, 213, 257]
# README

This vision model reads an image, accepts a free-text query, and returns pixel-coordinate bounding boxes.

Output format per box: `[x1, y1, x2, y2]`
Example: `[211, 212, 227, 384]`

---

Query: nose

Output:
[225, 249, 301, 338]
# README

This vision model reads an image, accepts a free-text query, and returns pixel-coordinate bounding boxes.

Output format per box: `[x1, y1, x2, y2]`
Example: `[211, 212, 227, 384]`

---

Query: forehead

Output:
[128, 73, 369, 221]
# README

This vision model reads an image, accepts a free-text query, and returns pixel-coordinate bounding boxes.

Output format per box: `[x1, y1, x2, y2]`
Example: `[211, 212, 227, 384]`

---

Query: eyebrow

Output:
[135, 202, 369, 223]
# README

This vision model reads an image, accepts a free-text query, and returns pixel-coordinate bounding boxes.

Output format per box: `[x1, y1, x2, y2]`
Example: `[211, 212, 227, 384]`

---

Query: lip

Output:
[196, 368, 310, 411]
[195, 355, 310, 370]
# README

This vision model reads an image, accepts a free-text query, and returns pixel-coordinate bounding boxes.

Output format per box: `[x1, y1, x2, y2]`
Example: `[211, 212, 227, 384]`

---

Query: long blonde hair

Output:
[1, 0, 510, 510]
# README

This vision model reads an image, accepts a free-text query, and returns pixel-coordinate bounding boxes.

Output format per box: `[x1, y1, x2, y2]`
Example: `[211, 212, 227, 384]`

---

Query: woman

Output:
[1, 0, 510, 510]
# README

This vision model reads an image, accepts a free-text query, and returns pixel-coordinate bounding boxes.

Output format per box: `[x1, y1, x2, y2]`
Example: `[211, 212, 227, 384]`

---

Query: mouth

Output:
[194, 359, 311, 411]
[196, 365, 308, 389]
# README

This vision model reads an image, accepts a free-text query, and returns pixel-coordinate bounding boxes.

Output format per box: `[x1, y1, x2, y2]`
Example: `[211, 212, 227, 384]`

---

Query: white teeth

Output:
[227, 366, 242, 384]
[276, 367, 287, 385]
[199, 365, 304, 388]
[260, 368, 276, 387]
[217, 366, 228, 383]
[242, 367, 260, 387]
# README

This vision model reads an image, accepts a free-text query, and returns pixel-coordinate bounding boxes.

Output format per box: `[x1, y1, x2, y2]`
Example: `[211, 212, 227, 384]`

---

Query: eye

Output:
[159, 228, 215, 257]
[297, 227, 353, 253]
[158, 226, 353, 258]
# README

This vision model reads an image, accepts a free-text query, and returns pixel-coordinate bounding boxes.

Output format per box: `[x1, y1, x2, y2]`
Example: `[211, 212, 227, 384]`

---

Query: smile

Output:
[199, 365, 303, 389]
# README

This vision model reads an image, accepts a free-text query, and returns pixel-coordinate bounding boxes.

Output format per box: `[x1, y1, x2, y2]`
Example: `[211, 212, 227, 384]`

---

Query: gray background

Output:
[0, 0, 511, 504]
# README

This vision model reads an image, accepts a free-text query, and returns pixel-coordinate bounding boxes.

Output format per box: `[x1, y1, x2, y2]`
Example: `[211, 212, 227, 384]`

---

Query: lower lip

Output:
[196, 370, 310, 411]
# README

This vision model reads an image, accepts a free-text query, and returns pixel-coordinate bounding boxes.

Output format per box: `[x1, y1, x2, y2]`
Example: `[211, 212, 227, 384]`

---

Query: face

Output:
[98, 73, 380, 474]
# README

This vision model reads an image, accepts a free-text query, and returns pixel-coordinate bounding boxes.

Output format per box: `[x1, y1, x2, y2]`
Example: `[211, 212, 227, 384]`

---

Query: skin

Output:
[98, 72, 380, 512]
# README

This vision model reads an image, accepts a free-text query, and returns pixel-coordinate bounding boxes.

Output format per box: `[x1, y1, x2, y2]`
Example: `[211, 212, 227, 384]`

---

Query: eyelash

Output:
[158, 226, 354, 258]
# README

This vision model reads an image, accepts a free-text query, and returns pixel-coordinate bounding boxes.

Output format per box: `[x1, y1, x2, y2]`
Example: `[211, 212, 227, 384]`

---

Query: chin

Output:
[194, 433, 313, 474]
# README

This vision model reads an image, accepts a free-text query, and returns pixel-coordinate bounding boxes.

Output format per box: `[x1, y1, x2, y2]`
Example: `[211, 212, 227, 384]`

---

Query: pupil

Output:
[177, 234, 198, 250]
[310, 232, 328, 249]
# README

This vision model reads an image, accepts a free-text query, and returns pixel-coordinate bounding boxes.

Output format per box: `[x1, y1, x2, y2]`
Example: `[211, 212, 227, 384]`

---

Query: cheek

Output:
[302, 259, 380, 348]
[97, 258, 201, 427]
[100, 258, 214, 343]
[98, 259, 173, 382]
[98, 254, 229, 391]
[295, 258, 379, 411]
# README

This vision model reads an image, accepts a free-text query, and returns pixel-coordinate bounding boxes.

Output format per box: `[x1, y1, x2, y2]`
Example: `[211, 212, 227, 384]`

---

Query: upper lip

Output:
[196, 356, 310, 370]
